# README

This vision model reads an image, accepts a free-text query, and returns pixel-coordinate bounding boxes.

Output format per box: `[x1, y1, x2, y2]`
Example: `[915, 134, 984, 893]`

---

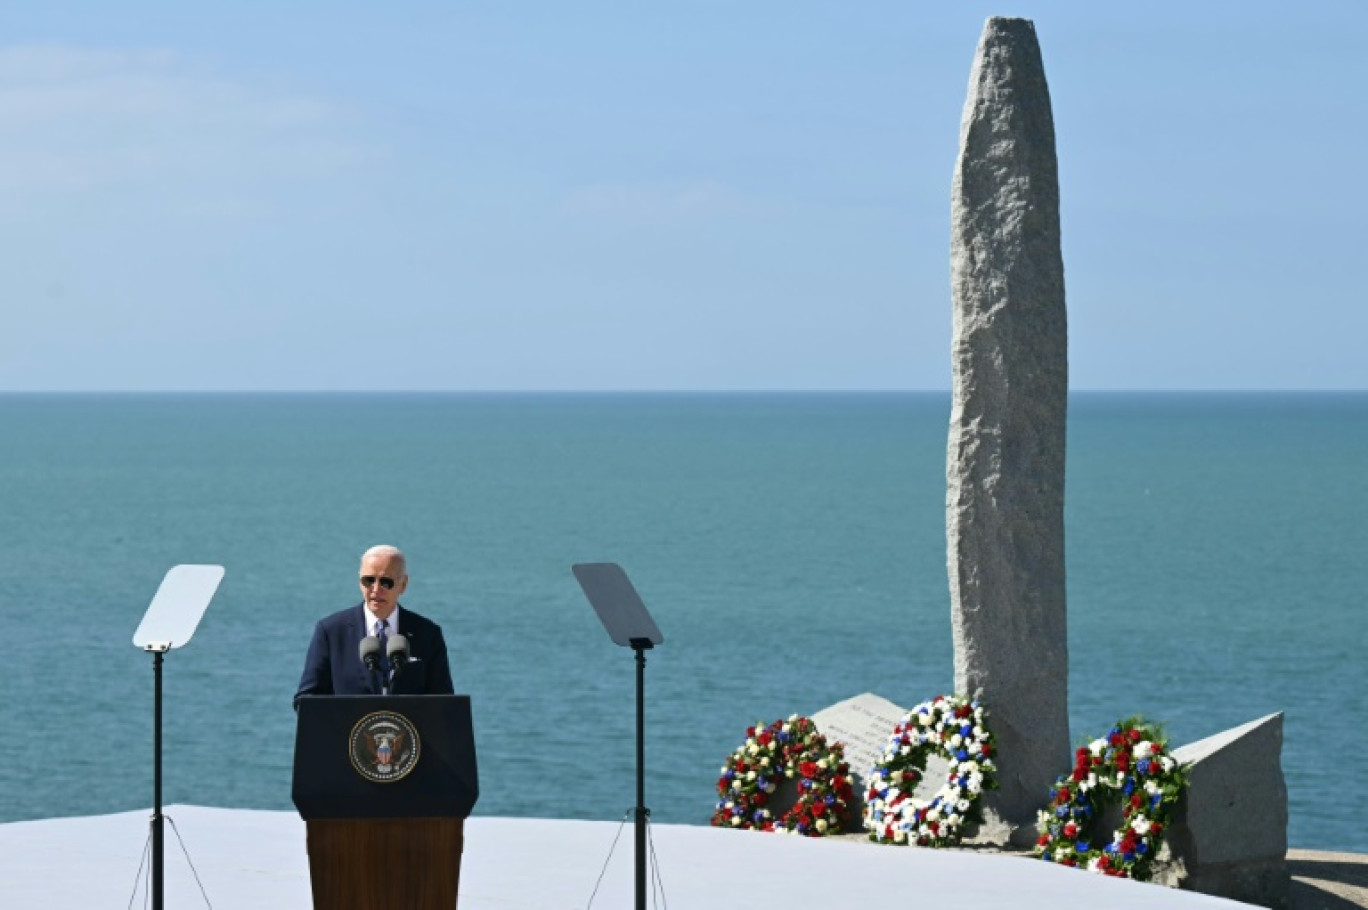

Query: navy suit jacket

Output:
[294, 604, 455, 708]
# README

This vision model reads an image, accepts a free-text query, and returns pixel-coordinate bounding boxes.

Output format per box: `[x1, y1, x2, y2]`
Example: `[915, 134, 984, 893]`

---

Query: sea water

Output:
[1, 392, 1363, 851]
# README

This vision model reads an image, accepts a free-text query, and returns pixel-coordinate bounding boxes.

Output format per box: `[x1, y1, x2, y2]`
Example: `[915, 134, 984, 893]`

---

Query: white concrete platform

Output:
[0, 805, 1253, 908]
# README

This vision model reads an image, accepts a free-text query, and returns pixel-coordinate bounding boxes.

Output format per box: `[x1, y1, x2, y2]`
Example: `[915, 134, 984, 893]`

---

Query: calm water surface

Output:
[1, 392, 1363, 850]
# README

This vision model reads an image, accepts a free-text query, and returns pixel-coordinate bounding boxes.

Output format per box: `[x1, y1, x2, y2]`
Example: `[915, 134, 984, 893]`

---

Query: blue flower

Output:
[1137, 759, 1150, 775]
[1042, 851, 1053, 862]
[1124, 851, 1136, 863]
[956, 749, 969, 761]
[1137, 843, 1149, 855]
[960, 724, 972, 736]
[1124, 780, 1135, 796]
[1056, 807, 1068, 818]
[1077, 840, 1090, 852]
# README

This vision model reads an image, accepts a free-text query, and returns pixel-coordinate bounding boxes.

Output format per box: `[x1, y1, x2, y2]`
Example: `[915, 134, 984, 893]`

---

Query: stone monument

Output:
[946, 16, 1070, 843]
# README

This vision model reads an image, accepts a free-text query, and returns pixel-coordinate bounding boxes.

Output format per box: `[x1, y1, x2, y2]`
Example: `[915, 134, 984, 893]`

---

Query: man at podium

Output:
[295, 544, 455, 707]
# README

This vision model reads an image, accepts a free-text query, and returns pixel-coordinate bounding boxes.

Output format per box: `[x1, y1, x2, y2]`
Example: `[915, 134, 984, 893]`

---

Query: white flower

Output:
[918, 713, 933, 727]
[1087, 857, 1102, 873]
[948, 813, 962, 827]
[1134, 741, 1154, 760]
[720, 765, 729, 774]
[1131, 817, 1152, 835]
[967, 779, 982, 794]
[730, 816, 741, 826]
[745, 771, 756, 781]
[1160, 756, 1175, 772]
[961, 760, 979, 774]
[957, 799, 971, 812]
[1089, 738, 1107, 757]
[815, 819, 829, 833]
[1144, 780, 1160, 795]
[731, 780, 742, 790]
[893, 828, 907, 843]
[1088, 773, 1098, 789]
[760, 757, 771, 767]
[817, 758, 829, 770]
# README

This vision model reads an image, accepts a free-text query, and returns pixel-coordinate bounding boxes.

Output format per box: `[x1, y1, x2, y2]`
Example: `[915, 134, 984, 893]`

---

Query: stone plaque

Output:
[810, 693, 908, 784]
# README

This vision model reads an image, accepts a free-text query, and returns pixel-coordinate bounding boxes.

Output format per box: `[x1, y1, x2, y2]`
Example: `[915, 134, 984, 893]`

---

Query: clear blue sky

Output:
[1, 2, 1363, 390]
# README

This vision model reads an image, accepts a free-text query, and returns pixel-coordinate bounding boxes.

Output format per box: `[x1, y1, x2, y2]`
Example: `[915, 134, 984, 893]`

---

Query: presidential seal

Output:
[349, 711, 421, 783]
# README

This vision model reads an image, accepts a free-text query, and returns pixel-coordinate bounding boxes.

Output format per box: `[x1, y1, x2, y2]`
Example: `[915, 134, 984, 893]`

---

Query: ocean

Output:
[1, 392, 1363, 851]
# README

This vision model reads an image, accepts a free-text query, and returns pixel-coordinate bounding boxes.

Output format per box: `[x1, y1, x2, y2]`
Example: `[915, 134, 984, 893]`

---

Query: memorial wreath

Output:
[1035, 717, 1188, 880]
[864, 694, 998, 847]
[710, 715, 855, 836]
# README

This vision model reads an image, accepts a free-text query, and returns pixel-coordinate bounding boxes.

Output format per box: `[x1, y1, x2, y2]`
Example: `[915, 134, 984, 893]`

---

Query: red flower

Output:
[1092, 755, 1103, 766]
[758, 732, 773, 746]
[754, 792, 767, 805]
[981, 743, 993, 757]
[1109, 733, 1124, 747]
[1115, 753, 1130, 772]
[746, 727, 756, 738]
[1037, 834, 1050, 846]
[1063, 823, 1078, 838]
[737, 761, 749, 773]
[1097, 855, 1111, 870]
[799, 761, 818, 779]
[1129, 794, 1143, 810]
[1071, 768, 1087, 782]
[1128, 729, 1143, 743]
[1150, 822, 1163, 835]
[1061, 857, 1076, 867]
[812, 802, 827, 817]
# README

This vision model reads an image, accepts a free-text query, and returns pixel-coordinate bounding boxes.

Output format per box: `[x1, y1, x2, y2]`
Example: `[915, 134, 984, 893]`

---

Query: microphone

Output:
[359, 635, 382, 674]
[387, 634, 410, 677]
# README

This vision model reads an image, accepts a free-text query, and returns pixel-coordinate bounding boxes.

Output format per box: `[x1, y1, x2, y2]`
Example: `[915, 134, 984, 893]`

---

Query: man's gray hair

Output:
[361, 544, 407, 574]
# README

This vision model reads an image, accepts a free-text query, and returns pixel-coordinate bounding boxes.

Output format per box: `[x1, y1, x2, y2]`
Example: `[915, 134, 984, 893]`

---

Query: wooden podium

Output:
[293, 695, 479, 910]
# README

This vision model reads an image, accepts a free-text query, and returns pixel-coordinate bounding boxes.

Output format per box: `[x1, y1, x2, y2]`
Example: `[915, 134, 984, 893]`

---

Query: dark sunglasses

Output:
[360, 575, 396, 590]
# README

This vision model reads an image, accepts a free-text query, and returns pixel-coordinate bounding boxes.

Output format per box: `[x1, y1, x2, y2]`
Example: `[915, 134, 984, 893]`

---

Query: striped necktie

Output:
[376, 618, 390, 680]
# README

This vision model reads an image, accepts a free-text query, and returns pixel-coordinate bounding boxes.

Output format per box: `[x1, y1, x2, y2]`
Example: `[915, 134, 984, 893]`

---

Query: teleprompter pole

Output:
[631, 638, 652, 910]
[152, 647, 165, 910]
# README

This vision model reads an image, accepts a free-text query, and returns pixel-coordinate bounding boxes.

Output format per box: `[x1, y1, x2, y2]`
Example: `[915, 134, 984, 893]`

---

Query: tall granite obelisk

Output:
[947, 17, 1069, 843]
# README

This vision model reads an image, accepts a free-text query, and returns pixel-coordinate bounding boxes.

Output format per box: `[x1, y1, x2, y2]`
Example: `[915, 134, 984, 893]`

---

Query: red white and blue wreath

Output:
[711, 715, 855, 836]
[1035, 718, 1188, 880]
[863, 694, 998, 847]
